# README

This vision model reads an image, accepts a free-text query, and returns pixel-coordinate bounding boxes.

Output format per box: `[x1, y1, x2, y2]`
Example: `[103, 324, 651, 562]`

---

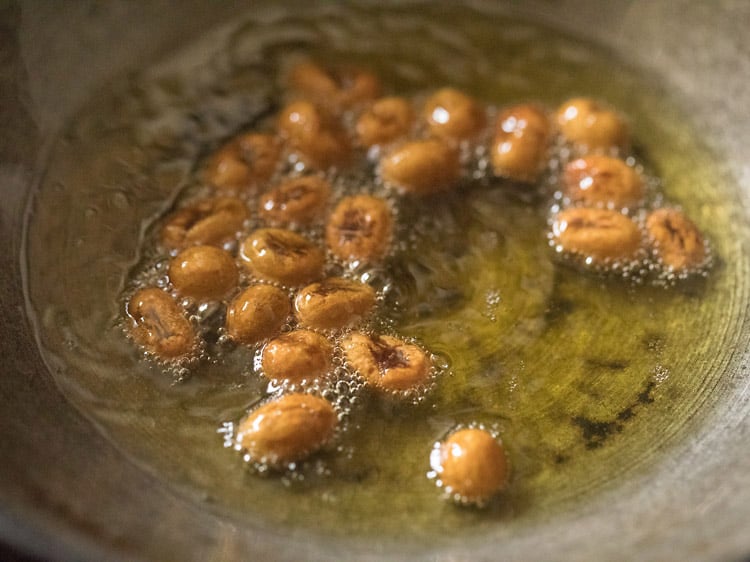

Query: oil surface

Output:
[25, 4, 746, 540]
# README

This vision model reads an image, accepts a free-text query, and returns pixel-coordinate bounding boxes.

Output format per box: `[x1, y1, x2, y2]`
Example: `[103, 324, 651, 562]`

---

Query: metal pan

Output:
[1, 1, 748, 560]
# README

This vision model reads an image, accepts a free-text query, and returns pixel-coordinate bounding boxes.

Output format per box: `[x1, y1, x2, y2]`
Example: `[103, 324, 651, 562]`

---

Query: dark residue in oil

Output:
[584, 358, 630, 372]
[543, 295, 576, 327]
[573, 380, 657, 449]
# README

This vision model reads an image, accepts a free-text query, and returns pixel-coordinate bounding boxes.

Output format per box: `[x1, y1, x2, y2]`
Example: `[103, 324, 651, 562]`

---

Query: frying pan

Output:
[1, 1, 749, 560]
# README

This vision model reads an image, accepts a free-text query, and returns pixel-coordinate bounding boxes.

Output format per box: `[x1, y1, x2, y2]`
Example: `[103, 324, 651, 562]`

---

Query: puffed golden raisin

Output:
[563, 155, 644, 209]
[556, 97, 630, 151]
[168, 245, 238, 300]
[552, 207, 642, 263]
[491, 104, 551, 182]
[225, 284, 290, 345]
[239, 228, 325, 287]
[342, 333, 431, 393]
[259, 176, 331, 226]
[294, 277, 376, 330]
[423, 88, 486, 141]
[380, 138, 461, 195]
[277, 101, 351, 170]
[127, 288, 197, 359]
[288, 61, 382, 109]
[432, 428, 509, 505]
[237, 393, 337, 468]
[203, 133, 281, 192]
[261, 330, 333, 384]
[160, 197, 248, 250]
[646, 208, 707, 272]
[326, 195, 393, 264]
[356, 96, 415, 147]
